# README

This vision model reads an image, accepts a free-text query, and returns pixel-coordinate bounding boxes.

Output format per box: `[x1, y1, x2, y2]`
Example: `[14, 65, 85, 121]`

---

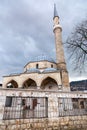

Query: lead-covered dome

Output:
[24, 54, 57, 72]
[28, 54, 56, 63]
[43, 68, 57, 73]
[26, 68, 40, 73]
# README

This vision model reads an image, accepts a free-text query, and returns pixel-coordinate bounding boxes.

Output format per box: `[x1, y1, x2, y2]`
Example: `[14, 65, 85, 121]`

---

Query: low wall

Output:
[0, 116, 87, 130]
[0, 88, 87, 130]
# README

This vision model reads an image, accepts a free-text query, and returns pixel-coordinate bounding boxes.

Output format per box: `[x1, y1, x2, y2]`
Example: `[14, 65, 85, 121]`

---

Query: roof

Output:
[26, 67, 58, 73]
[25, 54, 56, 67]
[43, 68, 57, 73]
[27, 68, 40, 73]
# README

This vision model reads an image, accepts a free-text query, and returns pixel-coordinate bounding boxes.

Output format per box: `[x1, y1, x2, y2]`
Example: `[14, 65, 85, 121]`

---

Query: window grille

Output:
[3, 97, 48, 120]
[58, 98, 87, 117]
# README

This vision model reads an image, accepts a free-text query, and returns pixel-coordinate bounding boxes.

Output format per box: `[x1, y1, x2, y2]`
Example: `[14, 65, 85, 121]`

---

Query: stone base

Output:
[0, 116, 87, 130]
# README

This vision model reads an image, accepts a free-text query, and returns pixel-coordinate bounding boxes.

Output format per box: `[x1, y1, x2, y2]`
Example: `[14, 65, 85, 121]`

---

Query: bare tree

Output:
[65, 20, 87, 72]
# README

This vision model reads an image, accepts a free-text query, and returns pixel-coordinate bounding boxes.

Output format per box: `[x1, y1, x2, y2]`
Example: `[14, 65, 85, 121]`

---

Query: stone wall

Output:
[0, 89, 87, 130]
[0, 116, 87, 130]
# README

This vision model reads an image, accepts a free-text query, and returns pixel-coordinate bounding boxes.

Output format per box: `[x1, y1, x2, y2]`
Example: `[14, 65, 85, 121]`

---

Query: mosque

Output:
[0, 4, 87, 130]
[3, 4, 70, 92]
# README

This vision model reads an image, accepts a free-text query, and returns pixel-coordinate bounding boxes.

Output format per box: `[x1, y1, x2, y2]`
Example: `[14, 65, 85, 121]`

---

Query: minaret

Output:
[53, 4, 70, 89]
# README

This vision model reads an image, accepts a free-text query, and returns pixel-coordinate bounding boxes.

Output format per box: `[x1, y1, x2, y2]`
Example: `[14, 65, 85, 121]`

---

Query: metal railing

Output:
[3, 96, 87, 119]
[3, 97, 48, 120]
[58, 98, 87, 117]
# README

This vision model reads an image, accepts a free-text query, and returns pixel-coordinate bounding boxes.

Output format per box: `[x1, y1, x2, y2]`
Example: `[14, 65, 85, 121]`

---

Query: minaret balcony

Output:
[53, 24, 62, 32]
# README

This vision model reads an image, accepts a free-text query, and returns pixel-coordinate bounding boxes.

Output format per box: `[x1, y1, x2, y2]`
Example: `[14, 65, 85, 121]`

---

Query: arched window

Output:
[36, 64, 39, 69]
[51, 64, 53, 68]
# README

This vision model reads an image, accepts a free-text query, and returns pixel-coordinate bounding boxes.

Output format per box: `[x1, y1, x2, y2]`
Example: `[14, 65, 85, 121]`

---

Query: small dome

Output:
[28, 54, 55, 63]
[43, 68, 57, 73]
[27, 68, 40, 73]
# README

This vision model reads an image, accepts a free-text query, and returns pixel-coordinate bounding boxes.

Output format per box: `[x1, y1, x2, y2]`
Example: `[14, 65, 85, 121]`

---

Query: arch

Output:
[6, 80, 18, 88]
[22, 78, 37, 89]
[41, 77, 58, 90]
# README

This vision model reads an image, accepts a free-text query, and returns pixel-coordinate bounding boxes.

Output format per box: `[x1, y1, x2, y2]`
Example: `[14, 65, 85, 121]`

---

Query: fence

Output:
[58, 98, 87, 117]
[3, 96, 87, 120]
[3, 97, 48, 120]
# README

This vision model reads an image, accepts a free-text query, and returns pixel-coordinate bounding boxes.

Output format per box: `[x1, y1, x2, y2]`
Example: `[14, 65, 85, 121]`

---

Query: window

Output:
[72, 98, 79, 109]
[80, 101, 84, 109]
[32, 98, 37, 109]
[22, 99, 26, 106]
[5, 97, 12, 107]
[51, 64, 53, 68]
[36, 64, 39, 69]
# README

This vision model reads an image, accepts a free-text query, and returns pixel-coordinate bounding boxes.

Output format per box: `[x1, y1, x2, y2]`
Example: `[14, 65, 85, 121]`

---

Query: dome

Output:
[27, 68, 40, 73]
[28, 54, 56, 63]
[43, 68, 57, 73]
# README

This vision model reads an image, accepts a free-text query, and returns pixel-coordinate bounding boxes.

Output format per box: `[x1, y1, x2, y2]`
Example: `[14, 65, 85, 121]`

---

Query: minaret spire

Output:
[54, 3, 59, 19]
[53, 3, 59, 19]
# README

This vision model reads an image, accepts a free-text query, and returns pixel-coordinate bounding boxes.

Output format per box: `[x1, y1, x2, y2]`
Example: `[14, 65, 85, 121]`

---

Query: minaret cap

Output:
[53, 3, 59, 19]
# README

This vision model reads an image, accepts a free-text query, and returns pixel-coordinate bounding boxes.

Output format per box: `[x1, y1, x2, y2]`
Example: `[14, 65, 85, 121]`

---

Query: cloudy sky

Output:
[0, 0, 87, 83]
